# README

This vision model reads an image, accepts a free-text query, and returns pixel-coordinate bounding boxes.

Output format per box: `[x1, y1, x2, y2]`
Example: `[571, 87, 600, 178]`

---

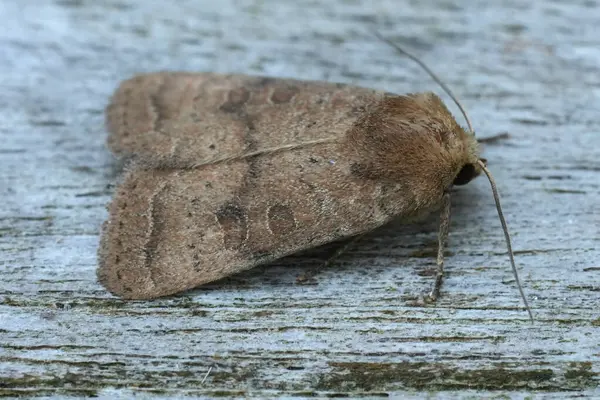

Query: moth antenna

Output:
[478, 159, 534, 323]
[372, 30, 474, 135]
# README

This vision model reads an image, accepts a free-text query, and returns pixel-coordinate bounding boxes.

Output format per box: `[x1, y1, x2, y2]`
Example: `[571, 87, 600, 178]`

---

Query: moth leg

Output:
[296, 234, 365, 284]
[427, 191, 451, 302]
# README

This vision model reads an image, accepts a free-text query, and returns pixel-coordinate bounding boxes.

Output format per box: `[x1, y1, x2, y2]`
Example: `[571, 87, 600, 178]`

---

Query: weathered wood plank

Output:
[1, 0, 598, 398]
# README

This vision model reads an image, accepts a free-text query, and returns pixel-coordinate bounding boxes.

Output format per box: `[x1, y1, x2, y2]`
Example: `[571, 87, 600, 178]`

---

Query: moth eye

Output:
[453, 163, 477, 186]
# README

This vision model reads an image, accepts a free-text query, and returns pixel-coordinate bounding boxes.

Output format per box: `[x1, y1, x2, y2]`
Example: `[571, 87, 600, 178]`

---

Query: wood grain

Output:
[1, 0, 598, 397]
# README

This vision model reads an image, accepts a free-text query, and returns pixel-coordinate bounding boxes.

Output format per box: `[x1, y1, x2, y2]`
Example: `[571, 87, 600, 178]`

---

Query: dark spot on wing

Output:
[216, 202, 248, 250]
[220, 87, 250, 113]
[267, 204, 297, 235]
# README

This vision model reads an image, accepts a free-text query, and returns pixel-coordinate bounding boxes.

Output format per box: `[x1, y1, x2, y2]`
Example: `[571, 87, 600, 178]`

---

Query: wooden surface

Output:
[1, 0, 599, 398]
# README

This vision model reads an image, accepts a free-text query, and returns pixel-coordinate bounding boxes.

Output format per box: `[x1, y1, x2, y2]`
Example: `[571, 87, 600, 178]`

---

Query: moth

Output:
[97, 34, 532, 321]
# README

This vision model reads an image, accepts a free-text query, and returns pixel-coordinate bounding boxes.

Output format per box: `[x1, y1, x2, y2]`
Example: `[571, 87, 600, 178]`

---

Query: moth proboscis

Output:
[97, 31, 533, 323]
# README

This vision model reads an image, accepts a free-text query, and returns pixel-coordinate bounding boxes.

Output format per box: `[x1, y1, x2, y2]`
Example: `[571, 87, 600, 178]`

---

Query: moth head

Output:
[448, 116, 485, 186]
[453, 157, 486, 186]
[394, 92, 485, 188]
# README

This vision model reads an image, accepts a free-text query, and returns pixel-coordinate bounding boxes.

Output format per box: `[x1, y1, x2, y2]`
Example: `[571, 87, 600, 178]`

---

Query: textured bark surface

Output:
[1, 0, 599, 398]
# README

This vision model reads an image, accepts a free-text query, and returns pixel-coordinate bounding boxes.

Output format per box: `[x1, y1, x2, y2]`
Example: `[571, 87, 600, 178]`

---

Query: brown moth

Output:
[97, 36, 532, 321]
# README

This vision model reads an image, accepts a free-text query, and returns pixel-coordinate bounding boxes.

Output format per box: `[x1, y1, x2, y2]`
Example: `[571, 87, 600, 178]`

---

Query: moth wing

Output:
[105, 72, 378, 165]
[97, 138, 399, 300]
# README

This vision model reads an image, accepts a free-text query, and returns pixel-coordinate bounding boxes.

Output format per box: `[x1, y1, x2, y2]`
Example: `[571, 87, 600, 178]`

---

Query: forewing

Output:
[105, 72, 379, 165]
[97, 140, 394, 300]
